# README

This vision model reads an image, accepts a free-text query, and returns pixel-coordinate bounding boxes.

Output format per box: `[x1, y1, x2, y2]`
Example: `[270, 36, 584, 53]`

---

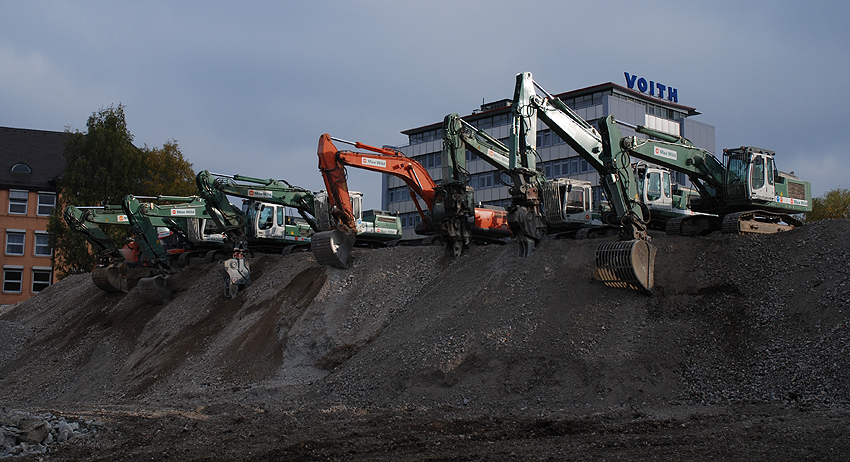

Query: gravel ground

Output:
[1, 219, 849, 460]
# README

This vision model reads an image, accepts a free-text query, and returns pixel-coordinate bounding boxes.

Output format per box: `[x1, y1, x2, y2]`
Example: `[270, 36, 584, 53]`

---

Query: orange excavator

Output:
[312, 133, 511, 268]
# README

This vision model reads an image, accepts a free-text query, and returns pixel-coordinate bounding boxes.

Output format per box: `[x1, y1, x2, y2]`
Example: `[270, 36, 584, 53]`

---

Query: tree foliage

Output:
[139, 140, 196, 197]
[48, 105, 196, 278]
[808, 188, 850, 222]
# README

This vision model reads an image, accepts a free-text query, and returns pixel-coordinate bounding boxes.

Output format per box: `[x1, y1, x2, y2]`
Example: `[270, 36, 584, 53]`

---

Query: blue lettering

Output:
[667, 87, 678, 103]
[624, 72, 679, 103]
[624, 72, 637, 89]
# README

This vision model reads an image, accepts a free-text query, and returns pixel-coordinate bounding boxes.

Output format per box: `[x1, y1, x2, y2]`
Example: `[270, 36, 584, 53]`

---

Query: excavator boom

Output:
[516, 72, 655, 293]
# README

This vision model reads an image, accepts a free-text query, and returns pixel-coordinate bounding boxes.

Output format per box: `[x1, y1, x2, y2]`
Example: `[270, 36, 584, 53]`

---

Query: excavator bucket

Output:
[91, 263, 129, 293]
[595, 240, 657, 294]
[137, 275, 172, 304]
[311, 230, 356, 269]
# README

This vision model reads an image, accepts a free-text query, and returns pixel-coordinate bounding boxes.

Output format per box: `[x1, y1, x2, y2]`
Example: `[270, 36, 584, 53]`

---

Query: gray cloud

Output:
[1, 1, 847, 206]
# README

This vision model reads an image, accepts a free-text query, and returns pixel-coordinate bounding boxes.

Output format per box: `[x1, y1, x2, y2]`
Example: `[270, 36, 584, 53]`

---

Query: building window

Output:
[387, 186, 408, 203]
[9, 189, 28, 215]
[37, 193, 56, 216]
[32, 268, 52, 293]
[6, 231, 25, 255]
[3, 267, 23, 293]
[34, 232, 52, 257]
[11, 163, 32, 174]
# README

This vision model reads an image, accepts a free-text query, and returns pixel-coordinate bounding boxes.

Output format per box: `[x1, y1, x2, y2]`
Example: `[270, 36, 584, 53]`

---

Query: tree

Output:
[139, 140, 196, 197]
[808, 188, 850, 222]
[48, 105, 196, 278]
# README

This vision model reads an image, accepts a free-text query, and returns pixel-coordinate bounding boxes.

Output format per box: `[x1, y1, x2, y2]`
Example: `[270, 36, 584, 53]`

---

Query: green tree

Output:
[139, 140, 196, 197]
[808, 188, 850, 222]
[48, 105, 196, 278]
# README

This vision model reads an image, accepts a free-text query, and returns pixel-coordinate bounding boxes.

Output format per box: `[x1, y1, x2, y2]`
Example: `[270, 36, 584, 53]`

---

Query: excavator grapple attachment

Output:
[91, 264, 129, 293]
[311, 230, 356, 269]
[595, 240, 656, 294]
[220, 255, 251, 299]
[137, 274, 172, 304]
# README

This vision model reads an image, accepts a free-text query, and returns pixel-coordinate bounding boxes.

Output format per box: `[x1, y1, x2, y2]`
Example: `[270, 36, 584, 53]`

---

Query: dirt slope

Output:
[1, 220, 849, 459]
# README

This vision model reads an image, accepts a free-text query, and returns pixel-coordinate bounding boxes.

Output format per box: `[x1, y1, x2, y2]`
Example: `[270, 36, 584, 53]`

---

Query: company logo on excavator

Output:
[117, 215, 128, 222]
[362, 158, 387, 168]
[170, 209, 196, 216]
[653, 146, 678, 161]
[248, 190, 273, 198]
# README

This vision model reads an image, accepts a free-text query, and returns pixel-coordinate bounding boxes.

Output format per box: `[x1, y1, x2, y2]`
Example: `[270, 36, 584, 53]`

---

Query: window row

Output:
[543, 157, 591, 179]
[399, 212, 422, 229]
[5, 231, 52, 257]
[7, 190, 56, 216]
[387, 187, 409, 203]
[410, 152, 442, 169]
[3, 267, 52, 294]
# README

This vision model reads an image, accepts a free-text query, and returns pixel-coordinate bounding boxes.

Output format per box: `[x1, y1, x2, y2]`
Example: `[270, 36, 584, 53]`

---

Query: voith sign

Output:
[624, 72, 678, 103]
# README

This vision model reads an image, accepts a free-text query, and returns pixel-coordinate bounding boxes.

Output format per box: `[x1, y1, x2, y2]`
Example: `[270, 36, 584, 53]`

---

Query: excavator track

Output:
[137, 274, 172, 304]
[595, 240, 656, 294]
[91, 264, 129, 293]
[665, 217, 684, 236]
[311, 230, 356, 269]
[722, 210, 802, 235]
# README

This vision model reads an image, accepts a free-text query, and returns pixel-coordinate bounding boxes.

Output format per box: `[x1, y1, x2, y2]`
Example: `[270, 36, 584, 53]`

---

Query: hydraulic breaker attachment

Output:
[595, 240, 656, 294]
[137, 274, 172, 304]
[311, 230, 356, 269]
[91, 263, 129, 293]
[220, 253, 251, 299]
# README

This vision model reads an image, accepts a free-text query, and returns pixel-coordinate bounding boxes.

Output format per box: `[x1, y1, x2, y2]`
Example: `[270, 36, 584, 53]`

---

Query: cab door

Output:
[749, 153, 775, 201]
[253, 203, 287, 239]
[643, 168, 672, 211]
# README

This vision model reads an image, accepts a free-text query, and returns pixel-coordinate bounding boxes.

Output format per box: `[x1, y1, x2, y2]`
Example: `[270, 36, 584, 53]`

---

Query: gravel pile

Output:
[0, 219, 848, 420]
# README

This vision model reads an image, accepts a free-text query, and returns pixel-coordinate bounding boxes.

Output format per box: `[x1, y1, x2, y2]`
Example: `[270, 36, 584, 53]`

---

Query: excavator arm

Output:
[318, 133, 437, 227]
[64, 204, 133, 293]
[516, 72, 655, 293]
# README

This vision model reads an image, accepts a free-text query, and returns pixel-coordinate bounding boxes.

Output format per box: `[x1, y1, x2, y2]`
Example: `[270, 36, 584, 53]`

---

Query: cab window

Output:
[751, 156, 765, 190]
[258, 206, 274, 230]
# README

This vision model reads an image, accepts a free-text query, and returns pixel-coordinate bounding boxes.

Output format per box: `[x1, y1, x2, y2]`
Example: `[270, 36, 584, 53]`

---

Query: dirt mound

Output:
[1, 220, 849, 458]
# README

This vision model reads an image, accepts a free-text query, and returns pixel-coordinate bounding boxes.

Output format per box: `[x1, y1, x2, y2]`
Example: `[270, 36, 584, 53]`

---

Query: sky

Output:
[2, 1, 849, 209]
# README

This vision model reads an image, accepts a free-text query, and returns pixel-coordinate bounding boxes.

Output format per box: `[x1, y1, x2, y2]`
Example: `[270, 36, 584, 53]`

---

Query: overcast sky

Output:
[2, 1, 848, 208]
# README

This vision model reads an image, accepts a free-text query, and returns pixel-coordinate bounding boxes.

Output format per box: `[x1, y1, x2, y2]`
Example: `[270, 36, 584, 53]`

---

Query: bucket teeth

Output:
[595, 240, 656, 294]
[311, 230, 356, 269]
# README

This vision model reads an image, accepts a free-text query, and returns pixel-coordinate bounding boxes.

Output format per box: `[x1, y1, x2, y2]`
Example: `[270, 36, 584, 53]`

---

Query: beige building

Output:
[1, 127, 67, 306]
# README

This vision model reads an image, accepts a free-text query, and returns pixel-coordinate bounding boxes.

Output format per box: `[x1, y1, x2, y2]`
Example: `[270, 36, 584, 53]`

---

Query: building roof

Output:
[0, 126, 68, 191]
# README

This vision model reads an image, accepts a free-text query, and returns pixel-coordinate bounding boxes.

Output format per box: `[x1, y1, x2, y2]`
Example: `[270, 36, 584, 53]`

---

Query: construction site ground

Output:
[2, 219, 850, 460]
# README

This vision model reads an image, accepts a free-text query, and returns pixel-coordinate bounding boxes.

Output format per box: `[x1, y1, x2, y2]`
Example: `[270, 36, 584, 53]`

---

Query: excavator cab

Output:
[635, 163, 673, 212]
[723, 147, 778, 203]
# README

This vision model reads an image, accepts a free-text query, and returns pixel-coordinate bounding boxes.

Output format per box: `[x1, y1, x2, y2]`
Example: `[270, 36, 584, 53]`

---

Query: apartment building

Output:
[0, 126, 67, 306]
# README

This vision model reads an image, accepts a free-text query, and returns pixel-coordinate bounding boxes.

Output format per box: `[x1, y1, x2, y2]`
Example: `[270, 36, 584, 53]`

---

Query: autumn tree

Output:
[48, 105, 196, 278]
[138, 140, 196, 197]
[807, 188, 850, 222]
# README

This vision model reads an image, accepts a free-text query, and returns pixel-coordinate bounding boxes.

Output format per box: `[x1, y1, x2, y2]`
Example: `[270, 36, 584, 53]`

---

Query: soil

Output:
[2, 219, 850, 460]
